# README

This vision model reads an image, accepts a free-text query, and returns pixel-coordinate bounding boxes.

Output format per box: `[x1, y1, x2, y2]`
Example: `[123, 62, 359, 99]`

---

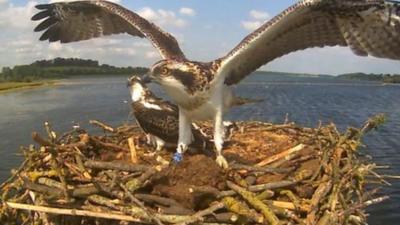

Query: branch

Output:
[6, 202, 143, 222]
[256, 144, 306, 167]
[226, 181, 279, 225]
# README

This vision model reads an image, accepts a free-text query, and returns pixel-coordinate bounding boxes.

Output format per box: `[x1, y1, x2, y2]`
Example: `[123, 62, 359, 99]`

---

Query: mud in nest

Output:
[0, 114, 391, 225]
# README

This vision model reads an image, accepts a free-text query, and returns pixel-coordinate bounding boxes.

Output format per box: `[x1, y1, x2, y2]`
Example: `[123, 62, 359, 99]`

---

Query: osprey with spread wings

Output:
[32, 0, 400, 168]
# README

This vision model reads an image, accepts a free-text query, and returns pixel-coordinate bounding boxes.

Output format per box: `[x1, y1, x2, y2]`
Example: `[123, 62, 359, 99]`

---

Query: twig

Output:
[6, 202, 143, 222]
[256, 144, 306, 167]
[376, 174, 400, 179]
[135, 194, 185, 208]
[227, 181, 279, 225]
[126, 167, 158, 192]
[119, 183, 165, 225]
[90, 136, 130, 152]
[231, 163, 294, 173]
[84, 160, 149, 172]
[368, 170, 392, 186]
[338, 196, 390, 217]
[44, 121, 57, 143]
[306, 179, 333, 225]
[218, 180, 295, 197]
[128, 137, 138, 164]
[32, 132, 55, 147]
[89, 120, 116, 133]
[174, 202, 225, 225]
[222, 197, 264, 223]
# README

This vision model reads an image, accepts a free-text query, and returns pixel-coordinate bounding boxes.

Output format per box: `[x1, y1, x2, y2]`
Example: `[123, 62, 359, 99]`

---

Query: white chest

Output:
[170, 85, 233, 121]
[159, 76, 234, 120]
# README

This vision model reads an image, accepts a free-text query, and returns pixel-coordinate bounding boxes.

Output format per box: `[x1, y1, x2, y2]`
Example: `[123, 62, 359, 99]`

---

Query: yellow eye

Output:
[161, 68, 169, 75]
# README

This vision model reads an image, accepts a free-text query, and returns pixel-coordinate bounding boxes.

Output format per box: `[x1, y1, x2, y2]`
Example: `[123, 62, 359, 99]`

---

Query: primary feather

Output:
[31, 1, 186, 60]
[220, 0, 400, 85]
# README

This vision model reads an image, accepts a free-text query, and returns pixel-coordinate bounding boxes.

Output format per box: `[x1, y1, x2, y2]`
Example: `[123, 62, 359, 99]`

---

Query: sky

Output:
[0, 0, 399, 75]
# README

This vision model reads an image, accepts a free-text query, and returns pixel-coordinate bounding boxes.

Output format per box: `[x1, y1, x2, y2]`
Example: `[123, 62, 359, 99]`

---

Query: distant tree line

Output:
[33, 58, 100, 67]
[0, 58, 149, 82]
[337, 72, 400, 83]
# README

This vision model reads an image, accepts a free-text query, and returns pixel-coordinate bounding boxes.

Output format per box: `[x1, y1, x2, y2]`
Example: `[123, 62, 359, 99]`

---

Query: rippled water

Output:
[0, 73, 398, 224]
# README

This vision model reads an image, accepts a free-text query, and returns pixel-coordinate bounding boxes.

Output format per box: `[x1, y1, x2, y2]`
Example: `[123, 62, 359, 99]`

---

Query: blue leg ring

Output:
[173, 152, 183, 163]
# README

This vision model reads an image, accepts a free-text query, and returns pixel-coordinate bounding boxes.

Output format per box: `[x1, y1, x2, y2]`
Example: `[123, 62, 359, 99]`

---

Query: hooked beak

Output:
[141, 73, 152, 84]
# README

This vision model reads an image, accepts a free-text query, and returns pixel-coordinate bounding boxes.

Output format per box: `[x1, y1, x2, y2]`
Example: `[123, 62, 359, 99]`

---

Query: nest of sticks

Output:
[0, 114, 392, 225]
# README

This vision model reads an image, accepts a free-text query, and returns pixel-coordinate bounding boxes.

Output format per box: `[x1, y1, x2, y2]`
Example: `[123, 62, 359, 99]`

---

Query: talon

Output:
[173, 152, 183, 163]
[216, 155, 229, 169]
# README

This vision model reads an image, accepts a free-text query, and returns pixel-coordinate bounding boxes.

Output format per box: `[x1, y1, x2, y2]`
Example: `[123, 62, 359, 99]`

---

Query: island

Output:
[337, 72, 400, 83]
[0, 58, 149, 91]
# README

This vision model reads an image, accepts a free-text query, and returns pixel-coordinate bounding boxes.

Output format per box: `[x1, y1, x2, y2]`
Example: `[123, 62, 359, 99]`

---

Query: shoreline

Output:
[0, 80, 59, 94]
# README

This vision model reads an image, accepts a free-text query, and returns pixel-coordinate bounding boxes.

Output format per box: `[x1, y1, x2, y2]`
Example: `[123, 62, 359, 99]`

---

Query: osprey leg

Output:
[214, 108, 229, 169]
[174, 108, 193, 162]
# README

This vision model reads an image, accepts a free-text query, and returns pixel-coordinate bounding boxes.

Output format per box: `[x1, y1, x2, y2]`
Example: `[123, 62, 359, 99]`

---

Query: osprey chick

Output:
[127, 76, 209, 154]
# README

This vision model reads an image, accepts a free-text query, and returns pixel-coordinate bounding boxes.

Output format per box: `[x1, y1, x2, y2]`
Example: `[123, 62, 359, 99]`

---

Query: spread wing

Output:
[220, 0, 400, 85]
[31, 0, 186, 60]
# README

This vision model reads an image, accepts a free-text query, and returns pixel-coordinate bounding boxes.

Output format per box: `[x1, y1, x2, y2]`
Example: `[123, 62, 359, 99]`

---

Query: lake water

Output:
[0, 73, 399, 224]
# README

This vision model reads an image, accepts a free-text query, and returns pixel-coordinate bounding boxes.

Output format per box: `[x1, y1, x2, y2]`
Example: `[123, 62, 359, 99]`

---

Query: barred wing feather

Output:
[220, 0, 400, 85]
[31, 0, 186, 60]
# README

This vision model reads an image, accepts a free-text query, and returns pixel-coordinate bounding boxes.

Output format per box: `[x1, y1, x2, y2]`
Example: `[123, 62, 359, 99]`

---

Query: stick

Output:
[6, 202, 143, 222]
[128, 137, 138, 164]
[32, 132, 55, 147]
[256, 144, 306, 167]
[126, 168, 157, 192]
[306, 179, 333, 225]
[90, 136, 130, 152]
[204, 213, 239, 224]
[247, 180, 297, 192]
[89, 120, 116, 133]
[231, 163, 294, 174]
[84, 160, 149, 172]
[226, 181, 279, 225]
[190, 183, 280, 199]
[265, 200, 310, 212]
[135, 194, 185, 208]
[22, 178, 62, 198]
[44, 121, 57, 143]
[368, 170, 392, 186]
[119, 183, 165, 225]
[174, 202, 225, 225]
[158, 206, 194, 216]
[222, 197, 264, 223]
[338, 196, 390, 217]
[377, 174, 400, 179]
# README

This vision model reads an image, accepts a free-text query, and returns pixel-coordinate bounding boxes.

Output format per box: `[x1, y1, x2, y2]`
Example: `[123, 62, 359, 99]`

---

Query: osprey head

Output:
[147, 59, 196, 89]
[127, 75, 147, 102]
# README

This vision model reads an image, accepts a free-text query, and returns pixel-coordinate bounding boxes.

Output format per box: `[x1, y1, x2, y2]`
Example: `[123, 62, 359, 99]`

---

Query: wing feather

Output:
[132, 102, 180, 144]
[220, 0, 400, 85]
[32, 0, 185, 60]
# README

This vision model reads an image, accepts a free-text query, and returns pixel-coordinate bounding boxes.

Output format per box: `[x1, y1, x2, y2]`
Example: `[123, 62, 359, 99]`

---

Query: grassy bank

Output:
[0, 81, 56, 92]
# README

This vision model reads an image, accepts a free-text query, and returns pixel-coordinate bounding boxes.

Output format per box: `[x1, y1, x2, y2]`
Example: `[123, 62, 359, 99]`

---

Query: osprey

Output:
[32, 0, 400, 168]
[127, 75, 210, 154]
[128, 75, 252, 157]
